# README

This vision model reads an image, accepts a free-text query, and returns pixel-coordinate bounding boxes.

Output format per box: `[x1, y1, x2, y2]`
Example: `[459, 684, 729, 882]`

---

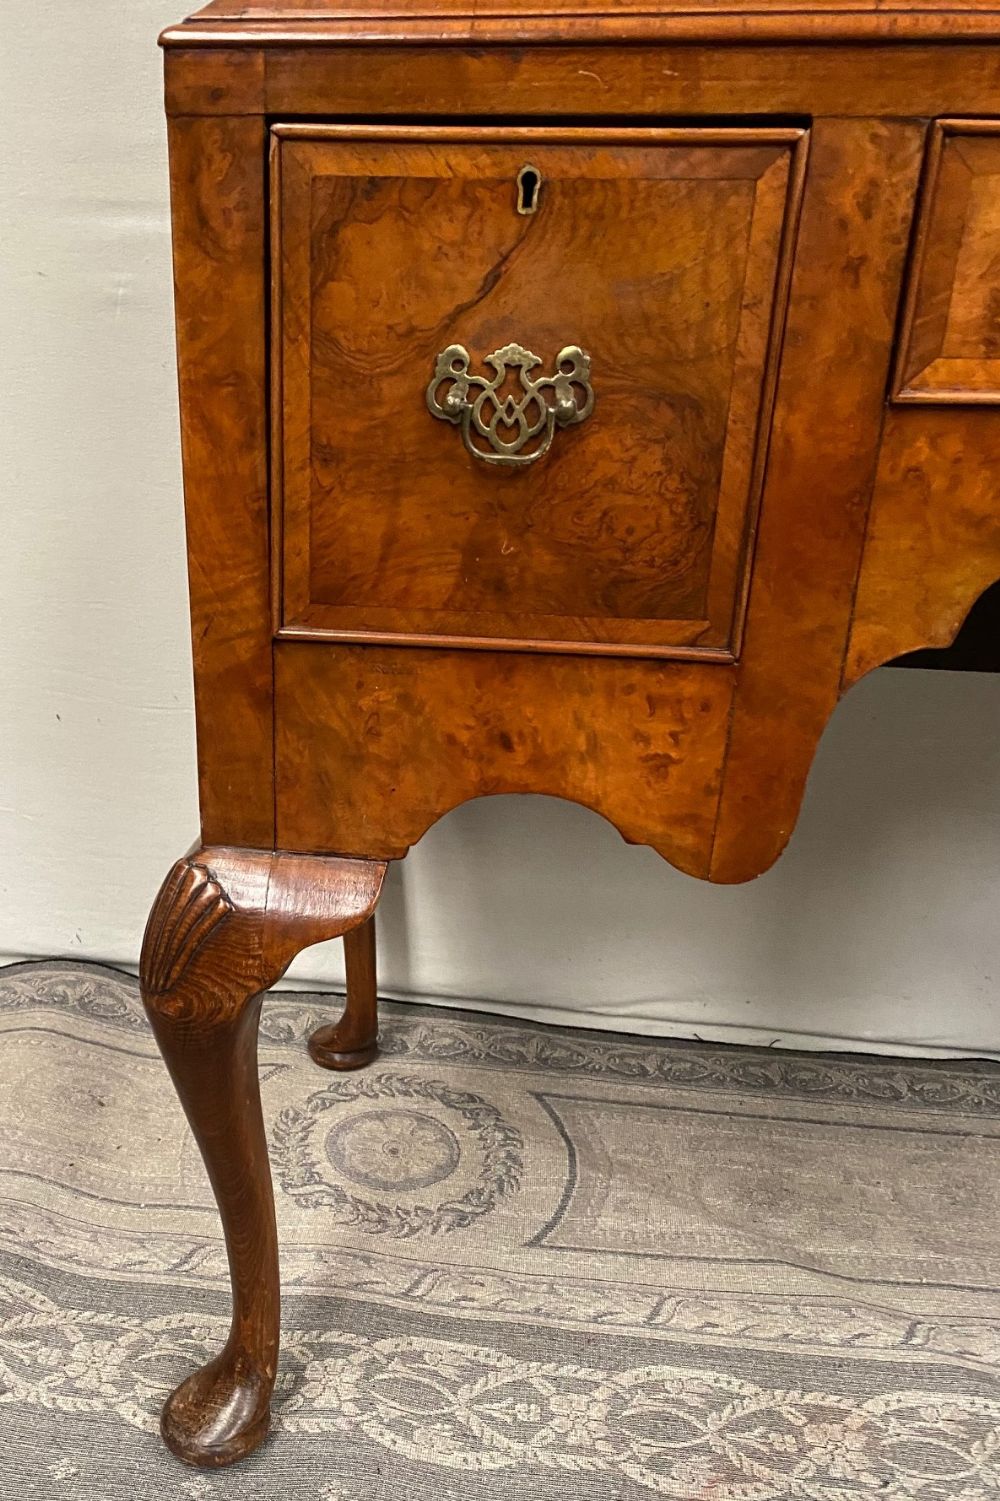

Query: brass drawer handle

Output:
[426, 341, 594, 468]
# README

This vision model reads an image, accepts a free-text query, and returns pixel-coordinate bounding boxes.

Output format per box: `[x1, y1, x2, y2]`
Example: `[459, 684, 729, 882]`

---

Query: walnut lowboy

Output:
[144, 0, 1000, 1468]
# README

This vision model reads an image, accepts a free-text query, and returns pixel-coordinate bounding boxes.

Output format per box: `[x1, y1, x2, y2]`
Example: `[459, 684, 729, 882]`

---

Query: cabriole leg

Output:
[140, 846, 385, 1467]
[308, 913, 380, 1071]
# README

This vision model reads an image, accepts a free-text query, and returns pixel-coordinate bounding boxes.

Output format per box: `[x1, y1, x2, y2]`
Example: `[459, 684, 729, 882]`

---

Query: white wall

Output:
[3, 2, 1000, 1058]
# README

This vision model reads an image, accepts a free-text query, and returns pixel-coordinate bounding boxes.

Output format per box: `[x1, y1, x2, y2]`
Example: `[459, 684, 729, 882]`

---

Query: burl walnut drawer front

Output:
[273, 125, 806, 659]
[894, 118, 1000, 403]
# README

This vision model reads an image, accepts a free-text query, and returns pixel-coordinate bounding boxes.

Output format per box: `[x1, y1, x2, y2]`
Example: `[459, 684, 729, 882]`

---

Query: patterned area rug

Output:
[4, 961, 1000, 1499]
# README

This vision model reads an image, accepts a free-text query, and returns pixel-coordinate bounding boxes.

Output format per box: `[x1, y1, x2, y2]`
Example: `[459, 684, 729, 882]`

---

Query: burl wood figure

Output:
[145, 0, 1000, 1467]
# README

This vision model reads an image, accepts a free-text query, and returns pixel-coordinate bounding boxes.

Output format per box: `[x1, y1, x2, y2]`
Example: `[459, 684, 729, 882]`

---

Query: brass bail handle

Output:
[426, 342, 595, 469]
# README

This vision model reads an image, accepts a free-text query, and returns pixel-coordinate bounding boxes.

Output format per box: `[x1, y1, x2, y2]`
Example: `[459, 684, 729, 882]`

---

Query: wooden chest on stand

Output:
[142, 0, 1000, 1466]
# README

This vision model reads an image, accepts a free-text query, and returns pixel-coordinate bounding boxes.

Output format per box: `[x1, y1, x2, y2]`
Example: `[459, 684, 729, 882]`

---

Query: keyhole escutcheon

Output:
[517, 164, 542, 216]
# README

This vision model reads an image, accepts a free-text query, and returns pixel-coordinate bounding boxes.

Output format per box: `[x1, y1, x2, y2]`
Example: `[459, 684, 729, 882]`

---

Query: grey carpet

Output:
[4, 959, 1000, 1499]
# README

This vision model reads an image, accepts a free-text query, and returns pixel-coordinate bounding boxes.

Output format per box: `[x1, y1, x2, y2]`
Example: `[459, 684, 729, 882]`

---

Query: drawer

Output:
[894, 119, 1000, 403]
[272, 124, 806, 659]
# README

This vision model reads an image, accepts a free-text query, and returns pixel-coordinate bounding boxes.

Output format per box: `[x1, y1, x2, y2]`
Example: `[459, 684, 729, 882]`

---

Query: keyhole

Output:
[517, 164, 541, 216]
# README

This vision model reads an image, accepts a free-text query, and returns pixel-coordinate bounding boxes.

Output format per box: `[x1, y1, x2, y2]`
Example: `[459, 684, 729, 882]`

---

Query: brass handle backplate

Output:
[426, 341, 594, 468]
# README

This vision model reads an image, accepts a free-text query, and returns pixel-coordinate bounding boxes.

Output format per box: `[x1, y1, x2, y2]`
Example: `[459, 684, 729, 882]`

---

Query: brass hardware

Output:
[426, 342, 595, 468]
[517, 163, 542, 215]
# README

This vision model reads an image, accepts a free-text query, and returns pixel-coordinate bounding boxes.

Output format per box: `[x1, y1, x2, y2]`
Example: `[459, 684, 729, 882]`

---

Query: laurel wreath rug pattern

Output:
[271, 1072, 524, 1237]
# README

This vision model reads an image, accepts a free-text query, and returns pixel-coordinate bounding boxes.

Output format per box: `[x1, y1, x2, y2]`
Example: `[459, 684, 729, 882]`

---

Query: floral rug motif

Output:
[3, 959, 1000, 1499]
